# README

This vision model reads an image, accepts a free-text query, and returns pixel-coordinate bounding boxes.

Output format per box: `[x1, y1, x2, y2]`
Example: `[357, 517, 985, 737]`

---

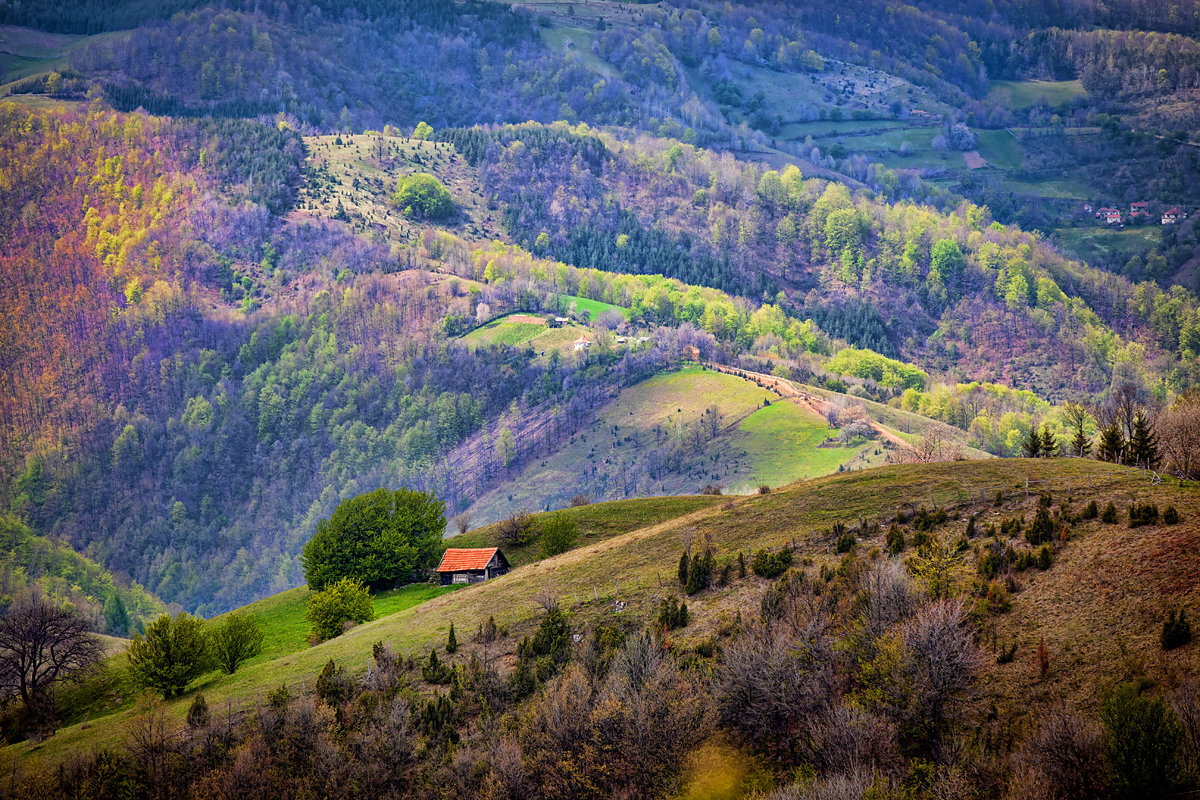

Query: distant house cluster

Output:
[1089, 201, 1189, 226]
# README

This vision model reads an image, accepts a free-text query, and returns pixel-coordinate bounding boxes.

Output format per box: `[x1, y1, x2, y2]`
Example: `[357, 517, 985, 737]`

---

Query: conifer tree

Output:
[1128, 410, 1159, 469]
[1040, 423, 1058, 457]
[1097, 423, 1125, 463]
[446, 622, 457, 654]
[1022, 426, 1043, 458]
[1064, 402, 1093, 457]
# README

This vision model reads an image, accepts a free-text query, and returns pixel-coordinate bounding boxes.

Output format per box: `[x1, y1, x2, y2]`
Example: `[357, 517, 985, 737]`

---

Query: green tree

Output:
[412, 121, 433, 140]
[305, 577, 374, 642]
[929, 239, 965, 298]
[1064, 402, 1093, 457]
[393, 173, 454, 219]
[1022, 426, 1043, 458]
[103, 592, 129, 636]
[446, 622, 458, 654]
[1101, 682, 1180, 799]
[1127, 410, 1159, 469]
[209, 612, 264, 674]
[1098, 423, 1125, 463]
[1040, 423, 1058, 457]
[301, 487, 445, 591]
[539, 512, 578, 557]
[127, 613, 212, 698]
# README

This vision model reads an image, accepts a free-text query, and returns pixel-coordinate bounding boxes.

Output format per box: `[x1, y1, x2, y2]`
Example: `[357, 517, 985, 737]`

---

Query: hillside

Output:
[13, 458, 1200, 797]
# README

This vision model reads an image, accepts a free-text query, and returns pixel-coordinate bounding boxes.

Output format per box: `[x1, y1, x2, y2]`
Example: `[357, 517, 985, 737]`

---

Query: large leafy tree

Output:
[127, 613, 212, 699]
[393, 173, 455, 219]
[301, 488, 446, 591]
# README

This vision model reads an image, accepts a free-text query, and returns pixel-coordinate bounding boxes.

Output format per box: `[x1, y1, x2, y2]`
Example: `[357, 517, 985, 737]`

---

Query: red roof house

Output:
[437, 547, 510, 584]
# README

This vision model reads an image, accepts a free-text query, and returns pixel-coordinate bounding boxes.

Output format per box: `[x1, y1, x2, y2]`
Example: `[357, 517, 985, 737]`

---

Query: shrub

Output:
[422, 649, 453, 684]
[186, 692, 210, 729]
[1000, 516, 1024, 537]
[446, 622, 458, 654]
[700, 484, 723, 495]
[886, 524, 906, 555]
[750, 547, 793, 578]
[1163, 609, 1192, 651]
[1164, 506, 1180, 524]
[678, 551, 689, 586]
[498, 511, 536, 547]
[686, 550, 715, 594]
[538, 511, 578, 557]
[1129, 503, 1160, 528]
[1036, 544, 1054, 571]
[1027, 507, 1056, 545]
[758, 484, 771, 494]
[658, 597, 688, 630]
[997, 641, 1018, 664]
[306, 577, 374, 643]
[1101, 502, 1118, 523]
[1082, 500, 1099, 520]
[316, 659, 353, 704]
[209, 612, 264, 675]
[127, 612, 212, 699]
[569, 494, 590, 507]
[301, 487, 444, 590]
[1101, 682, 1181, 799]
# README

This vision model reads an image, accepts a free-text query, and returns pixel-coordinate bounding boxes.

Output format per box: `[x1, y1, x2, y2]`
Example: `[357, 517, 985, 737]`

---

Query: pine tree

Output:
[678, 551, 689, 586]
[1022, 426, 1043, 458]
[1040, 423, 1058, 457]
[1097, 423, 1125, 463]
[446, 622, 457, 654]
[1128, 410, 1159, 469]
[103, 592, 129, 637]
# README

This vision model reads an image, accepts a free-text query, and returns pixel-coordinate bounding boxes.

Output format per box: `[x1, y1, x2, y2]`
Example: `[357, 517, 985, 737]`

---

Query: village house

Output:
[436, 547, 510, 585]
[1130, 201, 1149, 217]
[573, 335, 592, 351]
[1163, 207, 1188, 225]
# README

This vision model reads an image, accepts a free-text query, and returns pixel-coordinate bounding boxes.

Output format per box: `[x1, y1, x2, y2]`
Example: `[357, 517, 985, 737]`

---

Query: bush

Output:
[306, 577, 374, 642]
[658, 597, 688, 630]
[1101, 682, 1181, 799]
[1163, 609, 1192, 651]
[1129, 503, 1160, 528]
[1164, 506, 1180, 524]
[301, 487, 445, 591]
[393, 172, 454, 219]
[1036, 544, 1054, 571]
[446, 622, 458, 654]
[498, 511, 537, 547]
[1101, 502, 1118, 524]
[886, 524, 905, 555]
[186, 692, 210, 729]
[750, 547, 793, 578]
[1027, 506, 1056, 546]
[209, 612, 264, 674]
[539, 512, 578, 557]
[1082, 500, 1099, 520]
[127, 612, 212, 699]
[421, 649, 453, 684]
[316, 659, 353, 704]
[686, 550, 715, 594]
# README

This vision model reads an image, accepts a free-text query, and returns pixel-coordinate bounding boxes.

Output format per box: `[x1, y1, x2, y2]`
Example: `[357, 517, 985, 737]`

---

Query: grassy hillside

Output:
[18, 457, 1192, 769]
[462, 365, 879, 523]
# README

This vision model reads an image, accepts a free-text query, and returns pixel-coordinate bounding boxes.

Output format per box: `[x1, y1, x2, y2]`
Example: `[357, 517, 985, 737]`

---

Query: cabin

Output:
[436, 547, 510, 585]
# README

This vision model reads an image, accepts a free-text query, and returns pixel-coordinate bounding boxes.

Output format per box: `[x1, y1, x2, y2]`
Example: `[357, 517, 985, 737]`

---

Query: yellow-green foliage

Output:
[827, 347, 929, 390]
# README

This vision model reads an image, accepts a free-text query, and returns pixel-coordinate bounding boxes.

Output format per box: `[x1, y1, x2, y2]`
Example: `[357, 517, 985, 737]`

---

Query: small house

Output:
[437, 547, 510, 585]
[1130, 201, 1149, 214]
[1163, 207, 1187, 225]
[573, 335, 592, 351]
[1104, 209, 1122, 225]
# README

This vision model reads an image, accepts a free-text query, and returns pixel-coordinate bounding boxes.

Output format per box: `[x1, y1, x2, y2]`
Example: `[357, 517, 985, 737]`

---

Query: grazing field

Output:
[460, 314, 550, 348]
[293, 133, 503, 245]
[557, 294, 630, 320]
[778, 119, 907, 139]
[538, 26, 617, 78]
[0, 26, 126, 89]
[989, 79, 1086, 109]
[975, 129, 1026, 170]
[463, 365, 878, 523]
[1054, 225, 1163, 262]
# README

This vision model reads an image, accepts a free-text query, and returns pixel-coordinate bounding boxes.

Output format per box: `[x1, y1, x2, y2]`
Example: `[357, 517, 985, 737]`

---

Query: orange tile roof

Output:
[437, 547, 499, 572]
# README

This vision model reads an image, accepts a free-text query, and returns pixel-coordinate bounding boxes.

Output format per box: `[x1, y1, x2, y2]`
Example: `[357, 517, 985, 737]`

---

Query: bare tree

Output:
[702, 404, 722, 439]
[1016, 707, 1107, 800]
[900, 599, 980, 747]
[858, 558, 919, 639]
[0, 592, 104, 715]
[1157, 392, 1200, 479]
[451, 510, 473, 536]
[900, 425, 962, 464]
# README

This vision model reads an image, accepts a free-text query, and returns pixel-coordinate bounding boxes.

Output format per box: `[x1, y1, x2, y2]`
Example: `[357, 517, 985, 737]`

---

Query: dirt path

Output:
[702, 362, 913, 451]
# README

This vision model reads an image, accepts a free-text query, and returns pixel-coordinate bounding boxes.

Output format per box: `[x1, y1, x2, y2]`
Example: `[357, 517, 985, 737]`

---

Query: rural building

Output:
[573, 335, 592, 351]
[549, 316, 570, 327]
[1163, 207, 1187, 225]
[436, 547, 510, 585]
[1130, 201, 1149, 216]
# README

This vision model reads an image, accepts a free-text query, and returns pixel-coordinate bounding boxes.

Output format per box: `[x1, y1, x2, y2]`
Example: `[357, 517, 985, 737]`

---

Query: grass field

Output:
[557, 294, 629, 320]
[0, 27, 126, 89]
[24, 457, 1184, 765]
[463, 366, 878, 523]
[989, 79, 1086, 109]
[975, 129, 1025, 171]
[778, 119, 907, 140]
[1000, 175, 1093, 200]
[727, 401, 860, 489]
[460, 314, 549, 348]
[1054, 225, 1163, 262]
[539, 26, 617, 79]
